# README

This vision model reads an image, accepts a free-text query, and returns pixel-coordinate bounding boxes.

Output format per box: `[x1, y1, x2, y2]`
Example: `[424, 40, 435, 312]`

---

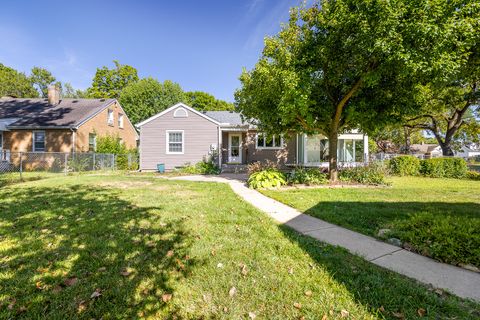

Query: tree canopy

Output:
[119, 78, 186, 125]
[235, 0, 478, 180]
[185, 91, 234, 111]
[30, 67, 56, 98]
[87, 60, 139, 98]
[0, 63, 38, 98]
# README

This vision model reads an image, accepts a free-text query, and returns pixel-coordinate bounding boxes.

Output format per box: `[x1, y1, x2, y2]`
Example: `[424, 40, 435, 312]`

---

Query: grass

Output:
[0, 174, 478, 319]
[262, 176, 480, 267]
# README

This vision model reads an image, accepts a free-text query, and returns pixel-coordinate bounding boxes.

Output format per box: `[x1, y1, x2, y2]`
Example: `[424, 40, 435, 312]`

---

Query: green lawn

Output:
[262, 177, 480, 268]
[0, 175, 479, 319]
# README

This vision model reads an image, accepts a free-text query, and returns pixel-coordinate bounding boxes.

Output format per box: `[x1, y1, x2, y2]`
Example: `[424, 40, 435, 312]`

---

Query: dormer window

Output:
[173, 107, 188, 118]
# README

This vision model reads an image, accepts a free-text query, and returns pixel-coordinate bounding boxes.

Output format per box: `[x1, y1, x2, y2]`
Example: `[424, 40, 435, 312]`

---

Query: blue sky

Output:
[0, 0, 302, 102]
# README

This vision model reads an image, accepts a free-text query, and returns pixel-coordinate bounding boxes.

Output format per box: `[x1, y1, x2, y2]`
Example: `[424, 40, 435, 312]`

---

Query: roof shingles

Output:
[0, 98, 115, 129]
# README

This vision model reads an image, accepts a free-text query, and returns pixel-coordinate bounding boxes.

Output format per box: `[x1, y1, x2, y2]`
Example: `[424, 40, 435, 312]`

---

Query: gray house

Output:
[136, 103, 368, 171]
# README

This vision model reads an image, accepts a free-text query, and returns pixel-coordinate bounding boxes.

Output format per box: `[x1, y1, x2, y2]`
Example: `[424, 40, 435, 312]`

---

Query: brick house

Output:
[0, 86, 138, 160]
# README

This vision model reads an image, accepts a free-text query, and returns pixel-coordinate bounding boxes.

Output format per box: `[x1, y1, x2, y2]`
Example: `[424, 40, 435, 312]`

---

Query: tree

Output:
[61, 82, 88, 98]
[30, 67, 56, 98]
[405, 45, 480, 155]
[0, 63, 38, 98]
[119, 78, 186, 124]
[185, 91, 234, 111]
[87, 60, 139, 98]
[235, 0, 476, 181]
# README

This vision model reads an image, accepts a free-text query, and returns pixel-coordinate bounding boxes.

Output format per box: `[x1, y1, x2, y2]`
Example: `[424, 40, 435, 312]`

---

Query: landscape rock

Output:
[387, 238, 402, 247]
[377, 229, 391, 238]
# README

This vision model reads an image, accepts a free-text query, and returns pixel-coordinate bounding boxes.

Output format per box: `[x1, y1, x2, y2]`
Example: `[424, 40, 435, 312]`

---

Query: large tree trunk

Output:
[403, 126, 411, 154]
[328, 130, 339, 182]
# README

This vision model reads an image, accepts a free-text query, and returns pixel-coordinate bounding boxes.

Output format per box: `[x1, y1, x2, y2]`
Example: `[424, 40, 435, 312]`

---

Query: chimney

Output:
[48, 85, 60, 105]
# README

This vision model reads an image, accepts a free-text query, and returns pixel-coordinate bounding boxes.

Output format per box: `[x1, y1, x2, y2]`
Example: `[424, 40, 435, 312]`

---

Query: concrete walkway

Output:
[170, 175, 480, 302]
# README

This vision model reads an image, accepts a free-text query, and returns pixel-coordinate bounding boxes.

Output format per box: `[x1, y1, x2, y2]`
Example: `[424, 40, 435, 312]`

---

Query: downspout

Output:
[218, 126, 222, 168]
[70, 128, 76, 154]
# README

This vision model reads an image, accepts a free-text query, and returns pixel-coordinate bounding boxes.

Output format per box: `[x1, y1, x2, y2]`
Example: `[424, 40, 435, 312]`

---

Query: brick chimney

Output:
[47, 85, 60, 105]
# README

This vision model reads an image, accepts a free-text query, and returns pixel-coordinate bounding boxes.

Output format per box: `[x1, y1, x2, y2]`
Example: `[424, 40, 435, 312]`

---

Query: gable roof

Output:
[135, 103, 222, 127]
[0, 98, 116, 129]
[202, 111, 248, 126]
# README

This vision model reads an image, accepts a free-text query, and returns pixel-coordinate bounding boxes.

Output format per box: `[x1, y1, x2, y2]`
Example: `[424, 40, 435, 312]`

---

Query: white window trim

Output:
[118, 113, 124, 128]
[173, 107, 188, 118]
[166, 130, 184, 154]
[89, 133, 97, 152]
[255, 133, 284, 149]
[107, 109, 114, 126]
[32, 130, 46, 152]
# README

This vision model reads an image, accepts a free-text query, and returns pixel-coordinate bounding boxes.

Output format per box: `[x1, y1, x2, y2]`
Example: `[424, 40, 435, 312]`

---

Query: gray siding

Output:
[139, 107, 218, 170]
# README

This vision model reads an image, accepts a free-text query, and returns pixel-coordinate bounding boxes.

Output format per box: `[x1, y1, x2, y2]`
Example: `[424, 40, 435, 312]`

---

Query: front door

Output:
[228, 133, 242, 163]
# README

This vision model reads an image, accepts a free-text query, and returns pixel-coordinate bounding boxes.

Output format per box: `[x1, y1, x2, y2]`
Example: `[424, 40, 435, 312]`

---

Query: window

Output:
[166, 130, 184, 154]
[107, 109, 114, 126]
[173, 107, 188, 118]
[33, 131, 45, 152]
[118, 113, 124, 128]
[0, 132, 3, 150]
[256, 133, 283, 149]
[89, 133, 97, 152]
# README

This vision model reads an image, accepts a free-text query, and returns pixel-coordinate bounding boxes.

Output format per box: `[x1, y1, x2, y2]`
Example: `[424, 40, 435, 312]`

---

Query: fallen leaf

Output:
[7, 298, 16, 310]
[288, 268, 294, 275]
[378, 306, 385, 313]
[120, 269, 132, 277]
[167, 250, 174, 257]
[241, 264, 248, 276]
[211, 249, 216, 256]
[223, 306, 228, 312]
[229, 286, 237, 297]
[304, 290, 313, 297]
[417, 308, 426, 317]
[18, 306, 27, 313]
[64, 277, 78, 286]
[77, 300, 87, 312]
[321, 315, 328, 320]
[36, 281, 44, 289]
[90, 289, 102, 299]
[162, 293, 172, 303]
[248, 312, 256, 319]
[392, 312, 404, 319]
[434, 288, 444, 296]
[340, 309, 349, 318]
[235, 225, 240, 231]
[202, 294, 212, 303]
[97, 267, 106, 272]
[329, 309, 334, 315]
[293, 302, 302, 309]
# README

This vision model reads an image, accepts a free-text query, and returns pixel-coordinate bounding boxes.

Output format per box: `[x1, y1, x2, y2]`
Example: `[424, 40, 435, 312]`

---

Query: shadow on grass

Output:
[0, 184, 196, 319]
[277, 225, 480, 319]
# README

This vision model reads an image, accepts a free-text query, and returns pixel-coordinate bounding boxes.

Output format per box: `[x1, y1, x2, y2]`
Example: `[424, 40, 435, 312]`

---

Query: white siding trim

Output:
[166, 130, 184, 155]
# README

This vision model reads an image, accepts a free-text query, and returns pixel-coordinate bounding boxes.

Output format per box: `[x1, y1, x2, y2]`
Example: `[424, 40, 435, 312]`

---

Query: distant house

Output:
[455, 144, 480, 159]
[0, 86, 138, 160]
[136, 103, 368, 171]
[410, 143, 442, 158]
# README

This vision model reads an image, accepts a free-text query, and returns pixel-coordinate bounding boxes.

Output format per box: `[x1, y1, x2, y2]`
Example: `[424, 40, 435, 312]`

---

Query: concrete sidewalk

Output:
[170, 175, 480, 302]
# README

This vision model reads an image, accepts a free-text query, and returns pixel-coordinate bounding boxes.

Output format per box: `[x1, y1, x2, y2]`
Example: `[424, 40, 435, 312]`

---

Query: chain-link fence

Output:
[0, 152, 139, 184]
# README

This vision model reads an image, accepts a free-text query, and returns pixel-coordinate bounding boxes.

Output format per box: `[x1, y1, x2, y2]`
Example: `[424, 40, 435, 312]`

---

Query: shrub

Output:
[339, 162, 388, 185]
[390, 212, 480, 267]
[389, 156, 420, 176]
[287, 168, 328, 185]
[466, 170, 480, 181]
[179, 159, 220, 175]
[248, 169, 286, 189]
[247, 160, 278, 175]
[96, 135, 138, 170]
[420, 157, 467, 178]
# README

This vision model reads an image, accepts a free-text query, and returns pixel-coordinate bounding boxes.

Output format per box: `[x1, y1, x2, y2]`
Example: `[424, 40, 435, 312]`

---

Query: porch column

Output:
[218, 127, 222, 167]
[363, 134, 369, 163]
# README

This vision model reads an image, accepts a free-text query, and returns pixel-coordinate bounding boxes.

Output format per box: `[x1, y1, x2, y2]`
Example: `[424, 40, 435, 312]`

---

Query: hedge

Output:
[419, 157, 467, 178]
[388, 155, 421, 176]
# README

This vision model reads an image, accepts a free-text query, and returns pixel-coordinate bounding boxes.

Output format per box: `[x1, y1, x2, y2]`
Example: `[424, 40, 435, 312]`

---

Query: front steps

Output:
[221, 164, 248, 174]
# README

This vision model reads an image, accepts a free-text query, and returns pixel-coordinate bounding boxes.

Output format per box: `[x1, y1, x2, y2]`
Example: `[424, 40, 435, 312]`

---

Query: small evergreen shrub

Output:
[389, 155, 420, 176]
[287, 168, 328, 185]
[339, 162, 388, 185]
[248, 169, 286, 189]
[180, 159, 220, 175]
[391, 212, 480, 267]
[420, 157, 467, 178]
[466, 170, 480, 181]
